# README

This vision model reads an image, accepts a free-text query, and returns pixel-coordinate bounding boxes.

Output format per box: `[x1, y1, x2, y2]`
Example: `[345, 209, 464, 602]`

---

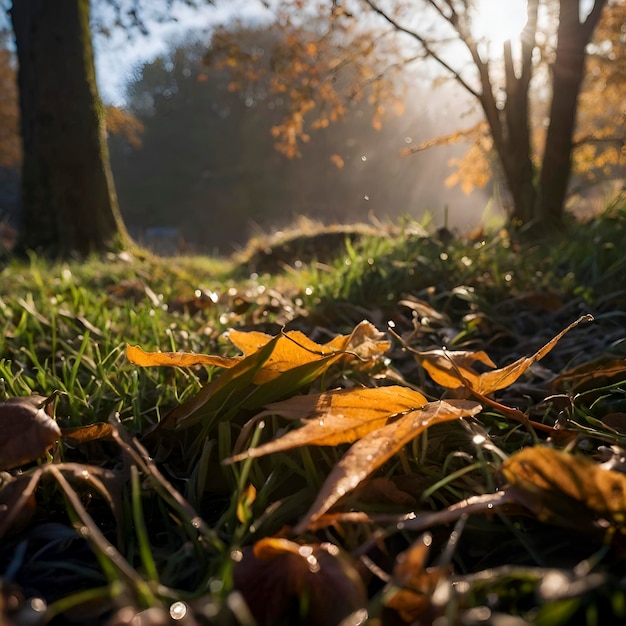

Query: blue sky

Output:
[94, 0, 271, 105]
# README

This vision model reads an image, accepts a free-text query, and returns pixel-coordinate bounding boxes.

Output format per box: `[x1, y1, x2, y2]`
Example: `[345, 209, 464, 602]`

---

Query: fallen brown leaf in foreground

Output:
[0, 395, 60, 470]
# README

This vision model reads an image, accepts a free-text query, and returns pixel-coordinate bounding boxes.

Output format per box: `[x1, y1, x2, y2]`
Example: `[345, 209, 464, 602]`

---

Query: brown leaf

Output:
[295, 399, 482, 533]
[418, 315, 593, 394]
[234, 537, 367, 626]
[502, 446, 626, 532]
[225, 386, 428, 463]
[0, 396, 61, 470]
[550, 357, 626, 395]
[385, 533, 443, 622]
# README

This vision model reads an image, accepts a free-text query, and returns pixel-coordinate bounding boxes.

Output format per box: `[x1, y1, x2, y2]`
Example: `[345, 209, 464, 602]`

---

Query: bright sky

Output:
[94, 0, 272, 105]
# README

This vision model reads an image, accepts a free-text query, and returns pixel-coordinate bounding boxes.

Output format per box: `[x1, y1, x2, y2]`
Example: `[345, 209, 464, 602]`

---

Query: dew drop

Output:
[169, 601, 188, 620]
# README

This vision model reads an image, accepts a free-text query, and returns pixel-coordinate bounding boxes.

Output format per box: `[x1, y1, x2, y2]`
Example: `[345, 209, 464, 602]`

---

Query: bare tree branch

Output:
[361, 0, 481, 99]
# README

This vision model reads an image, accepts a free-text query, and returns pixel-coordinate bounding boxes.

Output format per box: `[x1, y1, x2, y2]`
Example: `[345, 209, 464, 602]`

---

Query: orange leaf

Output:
[294, 399, 481, 532]
[225, 385, 428, 463]
[417, 315, 593, 394]
[61, 422, 114, 445]
[126, 344, 239, 369]
[228, 320, 389, 384]
[385, 533, 443, 622]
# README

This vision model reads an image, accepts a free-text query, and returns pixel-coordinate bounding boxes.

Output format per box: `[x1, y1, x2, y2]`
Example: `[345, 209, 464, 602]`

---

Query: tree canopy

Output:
[211, 0, 624, 231]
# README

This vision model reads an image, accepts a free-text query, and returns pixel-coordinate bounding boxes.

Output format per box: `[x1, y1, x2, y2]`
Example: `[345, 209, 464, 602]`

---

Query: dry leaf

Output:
[129, 321, 388, 388]
[227, 386, 428, 462]
[126, 344, 239, 369]
[234, 537, 366, 626]
[0, 395, 61, 470]
[295, 399, 481, 532]
[230, 320, 389, 384]
[385, 533, 443, 622]
[550, 357, 626, 395]
[502, 446, 626, 532]
[61, 422, 115, 445]
[417, 315, 593, 394]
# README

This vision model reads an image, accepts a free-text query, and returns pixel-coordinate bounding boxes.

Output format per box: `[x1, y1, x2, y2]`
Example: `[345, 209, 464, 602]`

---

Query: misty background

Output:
[4, 2, 498, 255]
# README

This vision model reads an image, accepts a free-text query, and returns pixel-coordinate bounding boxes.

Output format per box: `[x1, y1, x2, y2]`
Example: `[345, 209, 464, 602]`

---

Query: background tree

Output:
[215, 0, 618, 233]
[7, 0, 214, 257]
[10, 0, 130, 256]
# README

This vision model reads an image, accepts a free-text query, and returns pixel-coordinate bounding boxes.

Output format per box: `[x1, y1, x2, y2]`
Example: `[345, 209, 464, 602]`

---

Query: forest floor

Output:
[1, 197, 626, 625]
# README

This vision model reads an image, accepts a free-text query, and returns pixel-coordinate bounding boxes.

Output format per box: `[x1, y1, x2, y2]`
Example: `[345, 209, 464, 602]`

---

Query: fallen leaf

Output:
[149, 322, 389, 432]
[227, 386, 428, 462]
[61, 422, 115, 445]
[0, 396, 61, 470]
[126, 344, 239, 369]
[417, 315, 593, 394]
[295, 399, 481, 532]
[502, 446, 626, 532]
[229, 320, 389, 384]
[385, 533, 444, 622]
[550, 357, 626, 395]
[233, 537, 367, 626]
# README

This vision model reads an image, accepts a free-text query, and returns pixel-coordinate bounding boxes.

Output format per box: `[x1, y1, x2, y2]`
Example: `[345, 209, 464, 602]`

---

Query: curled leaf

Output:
[0, 395, 61, 470]
[417, 315, 593, 394]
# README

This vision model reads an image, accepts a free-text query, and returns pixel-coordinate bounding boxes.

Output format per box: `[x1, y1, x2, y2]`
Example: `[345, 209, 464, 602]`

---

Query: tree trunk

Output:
[11, 0, 130, 257]
[538, 0, 608, 227]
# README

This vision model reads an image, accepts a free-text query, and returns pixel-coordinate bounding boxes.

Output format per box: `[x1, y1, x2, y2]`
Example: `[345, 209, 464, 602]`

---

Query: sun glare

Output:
[472, 0, 528, 50]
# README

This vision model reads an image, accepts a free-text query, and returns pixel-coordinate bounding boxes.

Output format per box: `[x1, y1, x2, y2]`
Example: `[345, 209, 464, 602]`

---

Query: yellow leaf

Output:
[126, 344, 239, 369]
[237, 483, 257, 524]
[229, 329, 340, 384]
[418, 349, 496, 391]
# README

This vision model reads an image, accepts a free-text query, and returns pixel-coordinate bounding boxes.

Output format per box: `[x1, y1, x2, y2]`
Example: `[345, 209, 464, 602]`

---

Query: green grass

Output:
[1, 198, 626, 625]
